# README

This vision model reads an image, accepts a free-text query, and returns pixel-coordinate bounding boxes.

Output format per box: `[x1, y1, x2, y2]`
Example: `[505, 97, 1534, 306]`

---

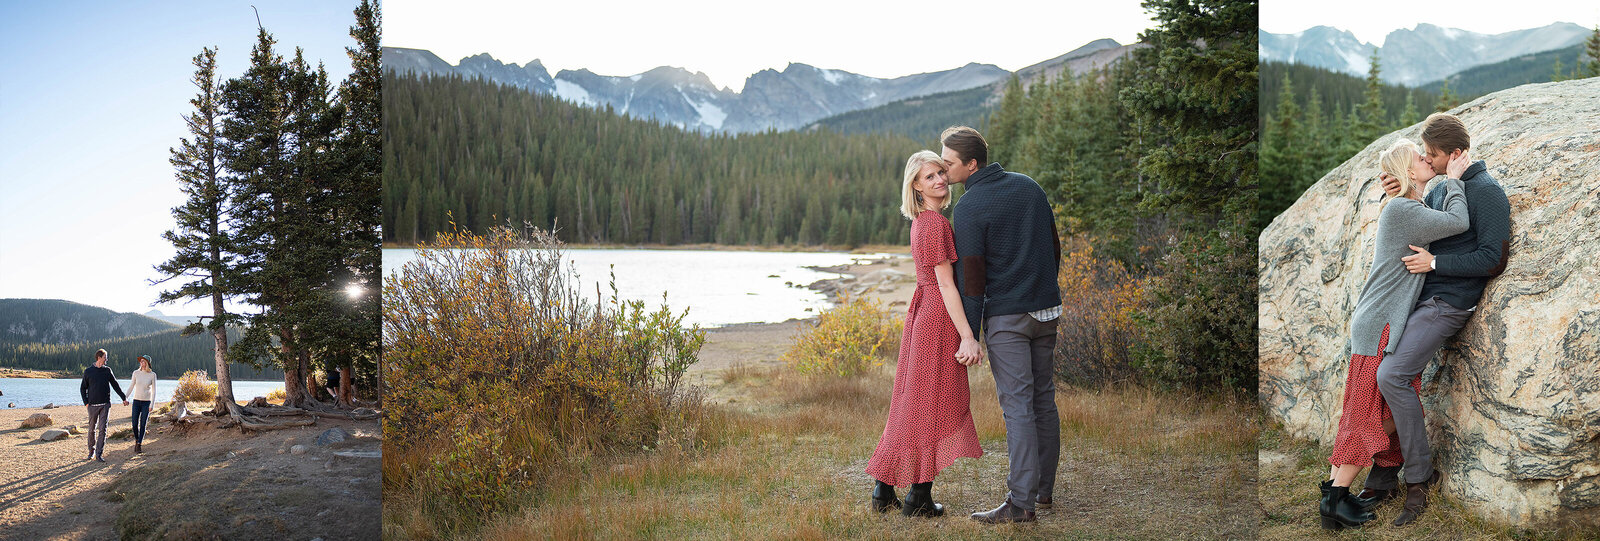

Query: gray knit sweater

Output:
[1347, 177, 1469, 357]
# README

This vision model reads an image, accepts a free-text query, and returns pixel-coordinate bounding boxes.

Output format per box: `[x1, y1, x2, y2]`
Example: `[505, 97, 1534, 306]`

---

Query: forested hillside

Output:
[988, 0, 1257, 393]
[1418, 43, 1588, 96]
[384, 73, 929, 247]
[0, 325, 281, 379]
[804, 84, 995, 141]
[1259, 62, 1440, 128]
[0, 299, 175, 346]
[1260, 57, 1456, 228]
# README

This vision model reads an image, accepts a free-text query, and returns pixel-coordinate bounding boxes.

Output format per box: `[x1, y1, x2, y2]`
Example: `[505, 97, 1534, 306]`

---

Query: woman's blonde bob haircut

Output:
[900, 150, 950, 220]
[1380, 139, 1421, 204]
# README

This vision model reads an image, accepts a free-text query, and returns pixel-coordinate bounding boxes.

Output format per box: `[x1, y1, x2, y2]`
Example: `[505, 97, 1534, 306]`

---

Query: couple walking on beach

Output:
[864, 126, 1060, 524]
[1318, 112, 1510, 530]
[79, 349, 158, 462]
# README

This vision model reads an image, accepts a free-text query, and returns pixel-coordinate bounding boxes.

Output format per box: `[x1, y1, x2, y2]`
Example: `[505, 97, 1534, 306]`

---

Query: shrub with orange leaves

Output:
[1054, 236, 1146, 386]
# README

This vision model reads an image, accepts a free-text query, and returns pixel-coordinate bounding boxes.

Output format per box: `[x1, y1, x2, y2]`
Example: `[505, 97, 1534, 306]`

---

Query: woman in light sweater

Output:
[128, 355, 157, 453]
[1318, 139, 1470, 530]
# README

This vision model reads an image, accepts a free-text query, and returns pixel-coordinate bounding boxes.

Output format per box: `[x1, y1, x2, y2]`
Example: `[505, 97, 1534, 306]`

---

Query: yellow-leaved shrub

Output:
[784, 296, 902, 378]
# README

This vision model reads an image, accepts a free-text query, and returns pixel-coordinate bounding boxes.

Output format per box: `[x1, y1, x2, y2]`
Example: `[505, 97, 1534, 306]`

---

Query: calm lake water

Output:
[382, 248, 894, 328]
[0, 377, 284, 409]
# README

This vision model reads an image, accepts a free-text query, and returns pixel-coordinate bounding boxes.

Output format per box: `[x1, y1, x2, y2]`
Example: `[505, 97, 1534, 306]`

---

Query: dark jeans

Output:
[131, 399, 152, 444]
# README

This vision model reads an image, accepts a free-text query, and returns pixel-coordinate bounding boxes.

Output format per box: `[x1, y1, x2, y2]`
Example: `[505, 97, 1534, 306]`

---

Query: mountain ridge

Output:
[382, 39, 1136, 134]
[1259, 22, 1590, 86]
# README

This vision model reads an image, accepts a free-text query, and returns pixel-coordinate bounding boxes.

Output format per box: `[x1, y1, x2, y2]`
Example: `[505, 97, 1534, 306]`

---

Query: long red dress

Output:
[864, 210, 984, 486]
[1329, 324, 1420, 467]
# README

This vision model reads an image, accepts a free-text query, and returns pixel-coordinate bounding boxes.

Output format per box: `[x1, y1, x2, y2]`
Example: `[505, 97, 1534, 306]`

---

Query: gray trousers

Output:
[1369, 296, 1471, 487]
[85, 403, 110, 458]
[984, 312, 1060, 510]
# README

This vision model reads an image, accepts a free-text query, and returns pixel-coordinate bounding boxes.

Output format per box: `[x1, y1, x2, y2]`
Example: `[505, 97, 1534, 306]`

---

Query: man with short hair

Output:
[80, 349, 128, 462]
[940, 125, 1063, 524]
[1371, 112, 1511, 526]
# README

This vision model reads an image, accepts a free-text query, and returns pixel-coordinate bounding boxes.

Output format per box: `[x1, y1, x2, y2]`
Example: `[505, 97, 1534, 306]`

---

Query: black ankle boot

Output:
[1322, 479, 1385, 513]
[1319, 481, 1375, 530]
[870, 480, 901, 513]
[902, 481, 945, 517]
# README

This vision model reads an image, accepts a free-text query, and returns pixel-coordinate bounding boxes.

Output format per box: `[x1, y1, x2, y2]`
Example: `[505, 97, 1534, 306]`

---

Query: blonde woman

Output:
[129, 355, 157, 453]
[864, 150, 984, 518]
[1320, 139, 1468, 530]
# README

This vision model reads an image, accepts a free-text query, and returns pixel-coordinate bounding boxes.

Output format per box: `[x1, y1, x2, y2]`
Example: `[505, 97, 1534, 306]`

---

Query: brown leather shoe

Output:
[970, 499, 1036, 524]
[1393, 469, 1441, 527]
[134, 442, 142, 454]
[1036, 496, 1053, 511]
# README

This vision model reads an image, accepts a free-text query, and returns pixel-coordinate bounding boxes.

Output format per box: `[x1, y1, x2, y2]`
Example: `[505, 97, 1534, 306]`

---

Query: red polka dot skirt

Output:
[1329, 324, 1419, 468]
[865, 211, 983, 486]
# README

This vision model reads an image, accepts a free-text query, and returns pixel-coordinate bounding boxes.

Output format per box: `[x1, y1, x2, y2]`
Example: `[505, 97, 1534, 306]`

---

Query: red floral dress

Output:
[1329, 324, 1420, 467]
[864, 210, 983, 486]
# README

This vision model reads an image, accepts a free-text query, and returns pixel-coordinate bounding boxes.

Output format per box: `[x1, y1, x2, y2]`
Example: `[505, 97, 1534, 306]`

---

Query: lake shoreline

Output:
[692, 254, 914, 397]
[0, 399, 380, 539]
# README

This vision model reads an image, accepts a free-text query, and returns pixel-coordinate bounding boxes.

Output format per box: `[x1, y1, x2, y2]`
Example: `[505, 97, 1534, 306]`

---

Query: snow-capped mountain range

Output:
[383, 39, 1136, 133]
[1259, 22, 1590, 87]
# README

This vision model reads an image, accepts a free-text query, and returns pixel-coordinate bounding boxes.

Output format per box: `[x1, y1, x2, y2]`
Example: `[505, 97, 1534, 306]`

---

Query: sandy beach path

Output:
[1, 401, 381, 541]
[0, 402, 153, 540]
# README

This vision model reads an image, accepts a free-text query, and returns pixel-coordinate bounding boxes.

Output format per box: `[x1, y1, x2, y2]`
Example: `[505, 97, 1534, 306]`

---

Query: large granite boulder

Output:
[1259, 78, 1600, 529]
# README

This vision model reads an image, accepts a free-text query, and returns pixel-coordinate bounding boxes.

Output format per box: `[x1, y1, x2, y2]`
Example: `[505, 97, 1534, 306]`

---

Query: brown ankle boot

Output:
[1393, 469, 1440, 527]
[134, 442, 142, 454]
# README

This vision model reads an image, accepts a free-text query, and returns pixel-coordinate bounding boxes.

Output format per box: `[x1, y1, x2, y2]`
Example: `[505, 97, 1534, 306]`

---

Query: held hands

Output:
[955, 336, 984, 366]
[1447, 150, 1471, 180]
[122, 400, 129, 407]
[1402, 245, 1434, 274]
[1379, 173, 1403, 197]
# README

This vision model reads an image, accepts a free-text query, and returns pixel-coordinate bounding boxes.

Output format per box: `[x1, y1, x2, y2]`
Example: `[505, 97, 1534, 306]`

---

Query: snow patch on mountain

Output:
[690, 99, 726, 130]
[553, 79, 593, 106]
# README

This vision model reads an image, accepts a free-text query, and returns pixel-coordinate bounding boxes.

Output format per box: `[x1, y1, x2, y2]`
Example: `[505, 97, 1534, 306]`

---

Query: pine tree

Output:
[1435, 79, 1460, 112]
[1551, 56, 1567, 82]
[153, 46, 242, 417]
[1398, 92, 1420, 128]
[1587, 24, 1600, 78]
[1259, 72, 1303, 228]
[1354, 49, 1386, 144]
[220, 28, 340, 409]
[988, 74, 1024, 165]
[330, 0, 382, 406]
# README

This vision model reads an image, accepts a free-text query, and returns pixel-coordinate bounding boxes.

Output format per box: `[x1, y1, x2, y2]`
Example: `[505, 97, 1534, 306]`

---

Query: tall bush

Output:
[383, 225, 708, 525]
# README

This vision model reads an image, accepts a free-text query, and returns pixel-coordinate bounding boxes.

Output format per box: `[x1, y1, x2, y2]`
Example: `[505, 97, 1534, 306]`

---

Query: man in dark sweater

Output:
[80, 348, 128, 462]
[941, 126, 1063, 524]
[1371, 113, 1511, 527]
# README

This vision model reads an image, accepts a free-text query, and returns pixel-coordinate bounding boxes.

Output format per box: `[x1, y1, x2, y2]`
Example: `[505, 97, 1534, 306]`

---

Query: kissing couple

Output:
[1319, 112, 1510, 530]
[862, 126, 1064, 524]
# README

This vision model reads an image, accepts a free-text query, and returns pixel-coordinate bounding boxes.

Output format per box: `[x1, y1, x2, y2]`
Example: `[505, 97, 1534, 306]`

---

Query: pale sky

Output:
[383, 0, 1158, 92]
[1262, 0, 1600, 46]
[0, 1, 359, 316]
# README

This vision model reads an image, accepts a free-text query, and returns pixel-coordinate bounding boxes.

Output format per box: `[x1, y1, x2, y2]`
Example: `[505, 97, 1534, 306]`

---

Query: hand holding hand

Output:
[1402, 245, 1434, 274]
[956, 337, 984, 367]
[122, 400, 129, 407]
[1379, 173, 1403, 197]
[1447, 150, 1471, 180]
